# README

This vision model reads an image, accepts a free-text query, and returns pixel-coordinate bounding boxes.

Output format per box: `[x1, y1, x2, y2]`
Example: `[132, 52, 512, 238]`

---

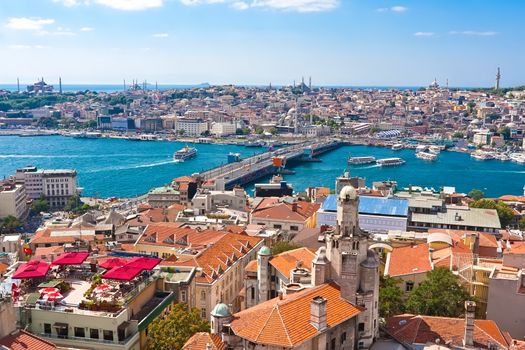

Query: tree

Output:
[379, 276, 405, 318]
[406, 268, 471, 317]
[519, 216, 525, 230]
[177, 129, 185, 136]
[271, 241, 300, 255]
[452, 132, 464, 139]
[468, 189, 485, 201]
[146, 304, 210, 350]
[497, 126, 511, 140]
[469, 199, 514, 228]
[255, 126, 264, 135]
[0, 215, 22, 234]
[31, 196, 49, 214]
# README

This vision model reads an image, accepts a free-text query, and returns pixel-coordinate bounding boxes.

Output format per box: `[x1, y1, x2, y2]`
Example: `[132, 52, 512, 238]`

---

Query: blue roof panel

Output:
[320, 194, 408, 217]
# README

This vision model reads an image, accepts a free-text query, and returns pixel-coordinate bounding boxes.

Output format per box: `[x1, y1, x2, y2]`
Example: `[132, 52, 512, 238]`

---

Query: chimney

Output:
[464, 301, 476, 347]
[292, 202, 298, 212]
[310, 296, 327, 331]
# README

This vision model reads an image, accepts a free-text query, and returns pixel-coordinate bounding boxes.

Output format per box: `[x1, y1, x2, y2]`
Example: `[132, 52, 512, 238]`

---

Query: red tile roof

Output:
[183, 332, 225, 350]
[176, 233, 262, 283]
[0, 330, 57, 350]
[386, 243, 432, 277]
[230, 283, 361, 347]
[386, 314, 510, 349]
[269, 247, 316, 280]
[251, 201, 320, 222]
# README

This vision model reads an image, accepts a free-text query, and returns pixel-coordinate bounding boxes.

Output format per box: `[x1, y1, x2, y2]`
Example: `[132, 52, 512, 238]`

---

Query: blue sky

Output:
[0, 0, 524, 86]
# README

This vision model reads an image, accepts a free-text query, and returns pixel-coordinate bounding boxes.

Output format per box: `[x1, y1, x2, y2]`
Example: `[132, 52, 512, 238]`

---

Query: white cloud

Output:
[38, 27, 76, 36]
[7, 44, 48, 49]
[414, 32, 434, 37]
[390, 6, 407, 12]
[231, 1, 249, 10]
[5, 17, 55, 30]
[180, 0, 339, 12]
[377, 5, 407, 13]
[449, 30, 497, 36]
[53, 0, 164, 10]
[152, 32, 169, 37]
[80, 27, 94, 31]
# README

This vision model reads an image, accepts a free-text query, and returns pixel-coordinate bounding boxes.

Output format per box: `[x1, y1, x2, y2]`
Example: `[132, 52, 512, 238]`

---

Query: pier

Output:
[195, 139, 344, 189]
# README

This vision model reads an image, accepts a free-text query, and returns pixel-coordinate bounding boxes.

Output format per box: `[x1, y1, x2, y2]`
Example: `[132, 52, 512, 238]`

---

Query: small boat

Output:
[139, 134, 157, 141]
[415, 145, 427, 153]
[471, 151, 495, 161]
[245, 141, 263, 147]
[416, 151, 438, 161]
[173, 146, 197, 162]
[348, 156, 376, 165]
[72, 132, 102, 139]
[391, 143, 404, 151]
[428, 146, 441, 154]
[376, 158, 406, 166]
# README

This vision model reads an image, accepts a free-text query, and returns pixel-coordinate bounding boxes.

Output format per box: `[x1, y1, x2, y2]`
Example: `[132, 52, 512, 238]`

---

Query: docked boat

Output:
[139, 134, 157, 141]
[510, 153, 525, 164]
[416, 151, 438, 161]
[391, 143, 404, 151]
[376, 158, 406, 166]
[348, 156, 376, 165]
[245, 141, 264, 147]
[173, 146, 197, 162]
[428, 146, 442, 154]
[415, 145, 428, 153]
[72, 132, 102, 139]
[471, 151, 495, 161]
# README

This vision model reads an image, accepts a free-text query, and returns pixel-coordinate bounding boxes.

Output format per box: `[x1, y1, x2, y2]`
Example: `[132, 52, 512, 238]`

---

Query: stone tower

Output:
[324, 185, 379, 347]
[257, 246, 271, 303]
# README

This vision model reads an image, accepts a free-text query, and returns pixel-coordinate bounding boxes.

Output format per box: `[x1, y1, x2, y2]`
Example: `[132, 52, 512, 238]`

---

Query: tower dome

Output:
[339, 185, 357, 201]
[258, 245, 271, 256]
[211, 303, 231, 318]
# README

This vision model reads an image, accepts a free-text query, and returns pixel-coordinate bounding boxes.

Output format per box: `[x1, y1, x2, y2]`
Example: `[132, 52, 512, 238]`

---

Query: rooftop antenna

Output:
[59, 77, 62, 94]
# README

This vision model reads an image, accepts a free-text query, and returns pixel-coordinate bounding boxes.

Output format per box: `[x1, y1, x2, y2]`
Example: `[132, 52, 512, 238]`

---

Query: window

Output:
[250, 287, 255, 300]
[273, 224, 282, 229]
[358, 322, 365, 332]
[201, 308, 207, 318]
[405, 281, 414, 292]
[90, 329, 99, 339]
[290, 226, 299, 231]
[74, 327, 85, 338]
[200, 290, 206, 301]
[103, 330, 113, 341]
[330, 338, 336, 350]
[181, 290, 187, 303]
[341, 332, 347, 345]
[44, 323, 51, 334]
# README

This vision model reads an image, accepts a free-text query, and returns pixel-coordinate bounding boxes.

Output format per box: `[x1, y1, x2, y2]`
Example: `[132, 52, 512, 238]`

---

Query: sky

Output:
[0, 0, 524, 87]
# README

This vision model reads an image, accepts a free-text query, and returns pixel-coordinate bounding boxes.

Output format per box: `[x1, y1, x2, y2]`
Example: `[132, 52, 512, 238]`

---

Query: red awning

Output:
[52, 252, 90, 265]
[125, 257, 161, 271]
[12, 260, 50, 279]
[101, 265, 142, 281]
[98, 257, 128, 270]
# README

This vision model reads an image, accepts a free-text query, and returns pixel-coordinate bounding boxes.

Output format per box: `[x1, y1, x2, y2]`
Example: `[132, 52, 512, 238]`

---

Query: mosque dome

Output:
[258, 246, 271, 256]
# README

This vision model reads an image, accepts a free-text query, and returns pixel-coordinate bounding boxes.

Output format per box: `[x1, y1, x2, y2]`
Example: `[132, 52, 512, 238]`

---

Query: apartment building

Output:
[16, 166, 78, 208]
[175, 118, 209, 136]
[191, 188, 247, 215]
[0, 180, 28, 219]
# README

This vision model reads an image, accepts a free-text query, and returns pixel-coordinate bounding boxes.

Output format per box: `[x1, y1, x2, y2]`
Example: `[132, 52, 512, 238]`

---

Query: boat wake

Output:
[85, 160, 174, 173]
[358, 164, 381, 169]
[0, 154, 165, 159]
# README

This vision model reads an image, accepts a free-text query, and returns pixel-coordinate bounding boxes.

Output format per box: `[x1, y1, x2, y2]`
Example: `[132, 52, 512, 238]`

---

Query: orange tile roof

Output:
[244, 259, 258, 273]
[499, 195, 525, 203]
[30, 227, 96, 245]
[0, 330, 57, 350]
[269, 247, 316, 280]
[230, 283, 361, 347]
[428, 229, 498, 248]
[251, 201, 320, 222]
[174, 176, 194, 183]
[386, 243, 432, 277]
[0, 262, 8, 274]
[183, 332, 225, 350]
[176, 233, 262, 283]
[386, 314, 510, 349]
[137, 223, 226, 252]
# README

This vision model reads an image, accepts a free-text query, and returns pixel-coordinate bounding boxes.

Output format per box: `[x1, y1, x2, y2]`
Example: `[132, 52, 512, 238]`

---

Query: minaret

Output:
[16, 78, 20, 93]
[257, 246, 271, 303]
[309, 76, 312, 90]
[123, 79, 126, 91]
[59, 77, 62, 94]
[495, 67, 501, 90]
[155, 81, 158, 91]
[294, 98, 299, 134]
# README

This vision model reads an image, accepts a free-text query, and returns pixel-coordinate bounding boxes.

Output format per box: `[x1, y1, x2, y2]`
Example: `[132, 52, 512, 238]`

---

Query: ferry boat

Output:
[72, 132, 102, 139]
[376, 158, 406, 166]
[415, 145, 428, 153]
[428, 146, 442, 154]
[348, 156, 376, 165]
[139, 134, 157, 141]
[416, 151, 438, 161]
[471, 151, 495, 161]
[245, 141, 264, 148]
[391, 143, 404, 151]
[173, 146, 197, 162]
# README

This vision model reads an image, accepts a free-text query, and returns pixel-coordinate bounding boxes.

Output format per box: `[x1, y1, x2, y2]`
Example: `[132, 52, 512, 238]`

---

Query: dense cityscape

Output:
[2, 0, 525, 350]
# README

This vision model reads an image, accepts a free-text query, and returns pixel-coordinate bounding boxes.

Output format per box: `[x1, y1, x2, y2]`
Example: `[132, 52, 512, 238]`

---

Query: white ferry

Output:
[416, 151, 438, 161]
[376, 158, 406, 166]
[348, 156, 376, 165]
[173, 146, 197, 162]
[415, 145, 428, 153]
[391, 143, 404, 151]
[471, 151, 495, 161]
[428, 145, 442, 154]
[510, 153, 525, 164]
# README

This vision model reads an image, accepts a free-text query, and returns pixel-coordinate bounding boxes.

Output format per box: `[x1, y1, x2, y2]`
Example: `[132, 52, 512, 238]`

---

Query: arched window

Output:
[200, 290, 206, 301]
